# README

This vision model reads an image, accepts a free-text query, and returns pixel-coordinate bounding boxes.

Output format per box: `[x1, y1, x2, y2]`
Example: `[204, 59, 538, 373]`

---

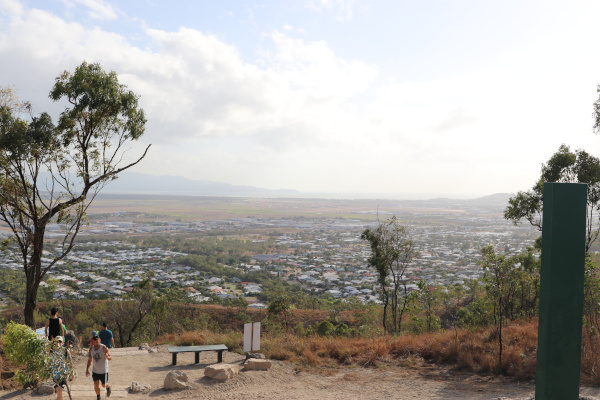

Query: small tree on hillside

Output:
[416, 279, 440, 333]
[268, 295, 292, 331]
[108, 273, 156, 347]
[480, 245, 520, 371]
[0, 62, 150, 326]
[361, 216, 417, 334]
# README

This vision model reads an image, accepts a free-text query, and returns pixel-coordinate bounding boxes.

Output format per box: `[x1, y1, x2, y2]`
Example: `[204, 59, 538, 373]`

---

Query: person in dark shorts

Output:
[99, 323, 115, 348]
[86, 333, 112, 399]
[45, 308, 65, 341]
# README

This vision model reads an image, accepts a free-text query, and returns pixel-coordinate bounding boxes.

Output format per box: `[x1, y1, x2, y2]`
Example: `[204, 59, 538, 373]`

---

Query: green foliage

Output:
[268, 295, 292, 330]
[415, 280, 441, 333]
[0, 62, 150, 326]
[235, 312, 251, 324]
[2, 322, 49, 385]
[361, 216, 417, 334]
[107, 273, 157, 346]
[334, 323, 352, 337]
[260, 318, 284, 335]
[293, 322, 306, 336]
[583, 255, 600, 335]
[505, 144, 600, 252]
[317, 320, 335, 336]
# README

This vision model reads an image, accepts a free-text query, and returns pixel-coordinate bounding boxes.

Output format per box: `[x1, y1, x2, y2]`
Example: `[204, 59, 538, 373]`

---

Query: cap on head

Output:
[92, 330, 99, 339]
[55, 336, 64, 342]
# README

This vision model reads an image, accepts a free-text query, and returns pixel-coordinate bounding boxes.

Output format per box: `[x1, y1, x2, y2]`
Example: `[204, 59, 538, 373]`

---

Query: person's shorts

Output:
[53, 381, 66, 389]
[92, 372, 108, 384]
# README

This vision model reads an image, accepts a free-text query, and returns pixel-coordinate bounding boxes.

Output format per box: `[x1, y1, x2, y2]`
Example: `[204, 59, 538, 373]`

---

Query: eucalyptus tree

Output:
[480, 245, 520, 370]
[504, 144, 600, 253]
[361, 216, 417, 334]
[0, 62, 150, 326]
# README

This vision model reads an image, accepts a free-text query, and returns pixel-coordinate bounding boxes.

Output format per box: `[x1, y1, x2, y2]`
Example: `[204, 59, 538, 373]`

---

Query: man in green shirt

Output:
[98, 322, 115, 348]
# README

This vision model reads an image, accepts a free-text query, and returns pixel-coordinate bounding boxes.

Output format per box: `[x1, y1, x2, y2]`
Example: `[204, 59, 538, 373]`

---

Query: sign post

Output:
[243, 322, 261, 353]
[535, 182, 587, 400]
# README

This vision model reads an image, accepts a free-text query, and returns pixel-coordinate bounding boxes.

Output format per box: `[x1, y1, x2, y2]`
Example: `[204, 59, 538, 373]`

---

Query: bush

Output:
[317, 321, 334, 336]
[235, 312, 251, 324]
[335, 323, 351, 337]
[2, 322, 49, 385]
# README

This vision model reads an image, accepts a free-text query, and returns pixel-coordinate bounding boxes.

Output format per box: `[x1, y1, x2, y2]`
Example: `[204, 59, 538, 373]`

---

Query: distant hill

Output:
[97, 172, 512, 208]
[391, 193, 513, 213]
[101, 172, 299, 197]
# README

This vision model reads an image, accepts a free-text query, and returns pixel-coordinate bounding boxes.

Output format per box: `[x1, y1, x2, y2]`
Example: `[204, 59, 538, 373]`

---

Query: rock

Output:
[148, 347, 159, 354]
[243, 359, 272, 371]
[139, 343, 150, 350]
[164, 370, 189, 390]
[37, 382, 54, 394]
[204, 364, 239, 380]
[130, 381, 151, 393]
[245, 352, 265, 359]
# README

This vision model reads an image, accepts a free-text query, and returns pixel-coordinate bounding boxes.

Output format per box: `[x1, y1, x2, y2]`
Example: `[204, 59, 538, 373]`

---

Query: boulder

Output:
[130, 381, 151, 393]
[37, 382, 54, 394]
[164, 370, 189, 390]
[148, 347, 159, 354]
[204, 364, 239, 380]
[138, 343, 150, 350]
[243, 359, 272, 371]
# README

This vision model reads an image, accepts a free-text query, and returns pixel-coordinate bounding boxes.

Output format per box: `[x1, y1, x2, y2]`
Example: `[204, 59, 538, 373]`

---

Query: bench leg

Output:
[195, 352, 200, 364]
[172, 353, 177, 366]
[218, 350, 223, 363]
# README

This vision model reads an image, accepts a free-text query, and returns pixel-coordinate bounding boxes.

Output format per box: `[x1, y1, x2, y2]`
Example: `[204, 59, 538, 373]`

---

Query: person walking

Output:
[98, 323, 115, 348]
[49, 336, 72, 400]
[86, 332, 112, 399]
[45, 308, 65, 342]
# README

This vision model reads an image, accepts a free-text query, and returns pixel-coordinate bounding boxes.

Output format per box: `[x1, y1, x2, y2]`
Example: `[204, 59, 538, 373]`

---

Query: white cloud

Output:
[62, 0, 117, 21]
[0, 0, 22, 16]
[304, 0, 362, 21]
[2, 1, 600, 197]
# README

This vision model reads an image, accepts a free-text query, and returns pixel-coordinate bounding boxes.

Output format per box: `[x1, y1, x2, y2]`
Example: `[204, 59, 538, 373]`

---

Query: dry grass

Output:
[158, 321, 543, 380]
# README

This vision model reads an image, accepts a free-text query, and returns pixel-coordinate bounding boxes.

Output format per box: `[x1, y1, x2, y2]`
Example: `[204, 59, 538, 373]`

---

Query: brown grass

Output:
[155, 321, 543, 381]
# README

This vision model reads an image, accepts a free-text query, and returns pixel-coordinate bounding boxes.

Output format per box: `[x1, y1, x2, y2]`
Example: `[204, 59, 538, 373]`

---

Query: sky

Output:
[1, 0, 600, 199]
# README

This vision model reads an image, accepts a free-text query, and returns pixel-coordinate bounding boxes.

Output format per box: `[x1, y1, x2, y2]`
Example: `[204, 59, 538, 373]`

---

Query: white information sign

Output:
[243, 322, 261, 352]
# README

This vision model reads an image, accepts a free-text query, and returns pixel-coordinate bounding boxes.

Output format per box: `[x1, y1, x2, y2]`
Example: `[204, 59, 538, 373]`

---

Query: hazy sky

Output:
[1, 0, 600, 198]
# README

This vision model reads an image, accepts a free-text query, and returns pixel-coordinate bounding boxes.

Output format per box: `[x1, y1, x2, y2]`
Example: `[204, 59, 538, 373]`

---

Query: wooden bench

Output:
[167, 344, 228, 366]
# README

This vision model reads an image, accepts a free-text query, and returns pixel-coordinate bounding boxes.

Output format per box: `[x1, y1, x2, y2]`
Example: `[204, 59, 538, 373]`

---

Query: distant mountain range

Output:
[102, 172, 299, 197]
[98, 173, 513, 209]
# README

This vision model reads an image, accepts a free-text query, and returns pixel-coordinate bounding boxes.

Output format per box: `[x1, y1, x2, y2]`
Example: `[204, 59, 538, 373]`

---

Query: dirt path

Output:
[1, 345, 599, 399]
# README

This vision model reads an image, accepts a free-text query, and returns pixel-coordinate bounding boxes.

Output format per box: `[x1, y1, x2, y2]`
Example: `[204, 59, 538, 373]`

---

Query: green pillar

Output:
[535, 182, 587, 400]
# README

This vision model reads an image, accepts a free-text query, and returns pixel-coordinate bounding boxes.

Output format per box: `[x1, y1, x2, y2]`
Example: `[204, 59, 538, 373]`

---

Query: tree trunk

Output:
[24, 227, 46, 327]
[382, 295, 389, 333]
[24, 278, 39, 327]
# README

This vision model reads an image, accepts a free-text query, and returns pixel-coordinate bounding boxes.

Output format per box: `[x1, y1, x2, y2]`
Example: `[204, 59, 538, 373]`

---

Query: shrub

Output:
[317, 321, 334, 336]
[335, 323, 351, 337]
[2, 322, 49, 385]
[235, 312, 251, 324]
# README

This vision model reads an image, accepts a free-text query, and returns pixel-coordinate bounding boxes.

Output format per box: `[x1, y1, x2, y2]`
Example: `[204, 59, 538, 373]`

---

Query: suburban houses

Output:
[0, 199, 538, 306]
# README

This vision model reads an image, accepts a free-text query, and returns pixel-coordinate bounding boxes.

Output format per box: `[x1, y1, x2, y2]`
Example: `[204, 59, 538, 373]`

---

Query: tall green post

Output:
[535, 182, 587, 400]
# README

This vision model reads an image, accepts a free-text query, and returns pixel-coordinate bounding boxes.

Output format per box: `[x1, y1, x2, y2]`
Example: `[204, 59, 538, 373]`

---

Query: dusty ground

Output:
[1, 345, 599, 400]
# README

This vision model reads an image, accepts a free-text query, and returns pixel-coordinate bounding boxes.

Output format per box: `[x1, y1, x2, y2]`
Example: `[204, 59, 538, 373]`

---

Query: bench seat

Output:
[167, 344, 228, 365]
